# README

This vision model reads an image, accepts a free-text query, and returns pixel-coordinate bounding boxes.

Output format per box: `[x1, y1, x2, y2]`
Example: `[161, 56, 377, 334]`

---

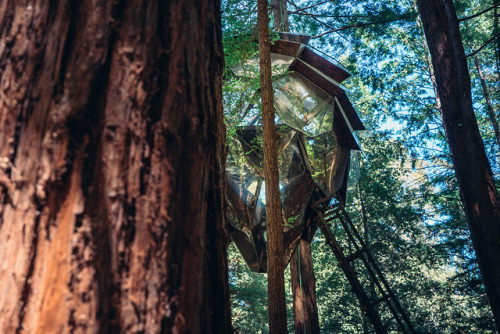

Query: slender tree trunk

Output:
[290, 220, 320, 334]
[290, 240, 320, 334]
[494, 0, 500, 77]
[472, 54, 500, 149]
[0, 1, 230, 333]
[271, 0, 290, 32]
[463, 20, 500, 151]
[417, 0, 500, 330]
[358, 182, 372, 334]
[257, 0, 288, 332]
[271, 0, 320, 331]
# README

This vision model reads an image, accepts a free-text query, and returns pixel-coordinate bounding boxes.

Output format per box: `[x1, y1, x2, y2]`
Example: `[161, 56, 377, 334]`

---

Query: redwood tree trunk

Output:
[290, 240, 320, 334]
[417, 0, 500, 330]
[257, 0, 288, 332]
[0, 1, 230, 333]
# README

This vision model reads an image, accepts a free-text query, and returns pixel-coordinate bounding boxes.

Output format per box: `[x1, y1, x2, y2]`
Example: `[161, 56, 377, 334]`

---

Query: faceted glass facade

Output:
[225, 34, 363, 272]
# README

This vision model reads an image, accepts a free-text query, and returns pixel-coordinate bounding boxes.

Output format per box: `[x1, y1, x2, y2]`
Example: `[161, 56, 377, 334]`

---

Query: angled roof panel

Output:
[299, 48, 352, 83]
[289, 60, 345, 97]
[336, 92, 365, 131]
[270, 40, 302, 57]
[277, 32, 311, 45]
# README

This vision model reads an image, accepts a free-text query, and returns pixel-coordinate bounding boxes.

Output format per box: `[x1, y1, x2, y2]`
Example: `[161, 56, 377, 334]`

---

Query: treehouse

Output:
[225, 33, 365, 273]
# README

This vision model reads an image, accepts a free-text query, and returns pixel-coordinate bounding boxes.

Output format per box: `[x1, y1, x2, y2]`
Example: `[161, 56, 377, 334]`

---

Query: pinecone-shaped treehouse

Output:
[226, 33, 365, 272]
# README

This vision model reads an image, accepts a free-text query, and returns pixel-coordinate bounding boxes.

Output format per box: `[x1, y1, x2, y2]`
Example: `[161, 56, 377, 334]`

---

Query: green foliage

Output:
[229, 243, 270, 333]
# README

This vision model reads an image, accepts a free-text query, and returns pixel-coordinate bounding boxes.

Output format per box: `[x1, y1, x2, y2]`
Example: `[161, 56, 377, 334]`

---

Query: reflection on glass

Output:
[226, 132, 267, 272]
[306, 131, 348, 195]
[225, 124, 313, 271]
[274, 73, 335, 137]
[230, 53, 295, 78]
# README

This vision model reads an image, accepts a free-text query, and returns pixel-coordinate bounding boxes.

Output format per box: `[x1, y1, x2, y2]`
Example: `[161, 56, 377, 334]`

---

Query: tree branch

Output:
[286, 0, 342, 37]
[458, 3, 500, 22]
[287, 0, 410, 39]
[311, 17, 405, 39]
[291, 1, 330, 12]
[466, 31, 500, 58]
[289, 11, 371, 19]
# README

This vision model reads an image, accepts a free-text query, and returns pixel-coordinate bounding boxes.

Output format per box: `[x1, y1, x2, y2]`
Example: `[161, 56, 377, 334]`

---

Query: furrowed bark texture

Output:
[417, 0, 500, 330]
[257, 0, 288, 332]
[0, 1, 230, 333]
[290, 240, 320, 334]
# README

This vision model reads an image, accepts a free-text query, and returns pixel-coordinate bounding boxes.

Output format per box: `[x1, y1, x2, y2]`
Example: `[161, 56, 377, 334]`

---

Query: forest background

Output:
[223, 0, 500, 332]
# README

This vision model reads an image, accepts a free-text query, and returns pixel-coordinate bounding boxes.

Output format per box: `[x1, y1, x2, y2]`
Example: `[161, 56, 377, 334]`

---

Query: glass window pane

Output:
[305, 131, 348, 195]
[273, 72, 335, 136]
[229, 52, 295, 78]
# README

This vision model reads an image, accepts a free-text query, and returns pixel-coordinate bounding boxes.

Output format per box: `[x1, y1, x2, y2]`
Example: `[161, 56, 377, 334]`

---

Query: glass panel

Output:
[229, 53, 295, 78]
[235, 126, 264, 173]
[278, 132, 307, 185]
[226, 124, 314, 271]
[273, 72, 335, 137]
[305, 131, 348, 195]
[226, 131, 268, 272]
[234, 124, 297, 174]
[226, 129, 264, 229]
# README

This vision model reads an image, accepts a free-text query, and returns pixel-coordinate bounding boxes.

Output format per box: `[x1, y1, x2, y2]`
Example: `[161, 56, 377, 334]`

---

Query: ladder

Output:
[313, 197, 416, 334]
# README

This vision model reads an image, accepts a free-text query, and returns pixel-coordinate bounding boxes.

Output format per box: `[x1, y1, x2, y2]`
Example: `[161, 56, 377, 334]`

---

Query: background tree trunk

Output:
[494, 0, 500, 76]
[271, 0, 290, 33]
[0, 1, 230, 333]
[290, 240, 320, 334]
[472, 54, 500, 150]
[257, 0, 288, 332]
[417, 0, 500, 330]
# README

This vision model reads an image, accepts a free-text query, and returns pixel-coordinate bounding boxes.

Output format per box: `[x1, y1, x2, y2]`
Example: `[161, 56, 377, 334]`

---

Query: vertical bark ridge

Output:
[0, 2, 76, 331]
[99, 1, 164, 331]
[202, 0, 231, 332]
[161, 2, 214, 331]
[0, 0, 120, 332]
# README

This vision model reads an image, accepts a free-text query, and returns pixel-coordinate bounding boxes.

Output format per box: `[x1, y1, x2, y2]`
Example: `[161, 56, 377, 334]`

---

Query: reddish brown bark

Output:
[417, 0, 500, 330]
[257, 0, 288, 332]
[0, 1, 230, 333]
[290, 240, 320, 334]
